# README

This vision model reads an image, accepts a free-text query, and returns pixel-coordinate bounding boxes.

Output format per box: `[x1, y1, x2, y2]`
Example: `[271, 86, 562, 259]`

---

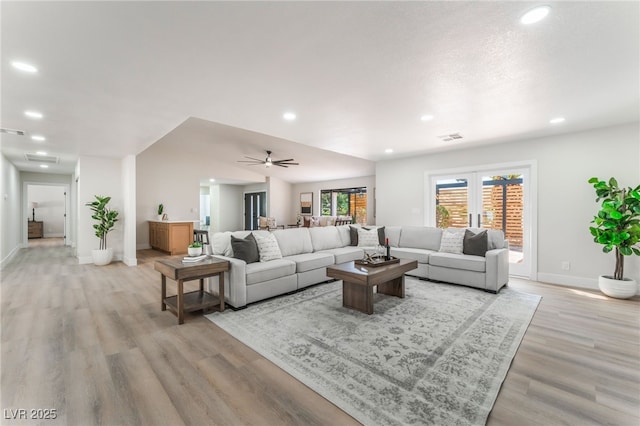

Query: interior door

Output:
[430, 167, 531, 278]
[244, 192, 266, 230]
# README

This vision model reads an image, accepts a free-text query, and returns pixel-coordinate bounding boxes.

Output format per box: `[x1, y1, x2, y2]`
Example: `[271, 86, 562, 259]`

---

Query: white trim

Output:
[0, 246, 22, 269]
[537, 272, 599, 291]
[137, 243, 152, 250]
[78, 255, 93, 264]
[123, 256, 138, 266]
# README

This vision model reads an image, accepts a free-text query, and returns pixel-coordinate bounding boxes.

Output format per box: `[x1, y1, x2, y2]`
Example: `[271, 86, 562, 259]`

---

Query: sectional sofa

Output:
[208, 225, 509, 308]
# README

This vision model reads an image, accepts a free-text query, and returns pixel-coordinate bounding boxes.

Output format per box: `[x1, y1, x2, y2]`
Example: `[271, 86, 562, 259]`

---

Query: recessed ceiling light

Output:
[420, 114, 434, 122]
[31, 135, 46, 141]
[520, 5, 551, 25]
[209, 178, 216, 182]
[385, 148, 393, 154]
[11, 61, 38, 73]
[550, 117, 565, 124]
[36, 151, 47, 155]
[283, 112, 297, 121]
[39, 164, 49, 168]
[25, 110, 43, 119]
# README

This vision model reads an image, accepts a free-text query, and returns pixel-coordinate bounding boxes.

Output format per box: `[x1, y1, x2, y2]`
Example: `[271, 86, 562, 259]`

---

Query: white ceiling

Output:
[1, 1, 638, 183]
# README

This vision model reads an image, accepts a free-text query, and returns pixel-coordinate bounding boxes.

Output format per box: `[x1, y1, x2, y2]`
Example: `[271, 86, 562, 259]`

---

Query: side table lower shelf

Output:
[163, 290, 222, 314]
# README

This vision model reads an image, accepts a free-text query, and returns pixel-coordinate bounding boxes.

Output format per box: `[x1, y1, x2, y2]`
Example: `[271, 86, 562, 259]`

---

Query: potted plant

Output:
[86, 195, 119, 265]
[157, 203, 164, 221]
[588, 177, 640, 298]
[188, 241, 203, 257]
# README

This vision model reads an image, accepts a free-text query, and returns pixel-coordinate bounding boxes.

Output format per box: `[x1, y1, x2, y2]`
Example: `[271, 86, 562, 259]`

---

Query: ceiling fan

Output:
[237, 150, 299, 168]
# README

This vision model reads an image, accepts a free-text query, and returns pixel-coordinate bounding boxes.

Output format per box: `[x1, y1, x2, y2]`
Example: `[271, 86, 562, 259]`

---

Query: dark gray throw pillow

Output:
[231, 233, 260, 264]
[463, 229, 488, 256]
[349, 226, 359, 246]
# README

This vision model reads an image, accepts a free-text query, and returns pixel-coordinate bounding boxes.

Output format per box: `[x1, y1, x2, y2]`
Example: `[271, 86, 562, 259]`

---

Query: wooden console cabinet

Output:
[28, 221, 44, 239]
[149, 221, 194, 255]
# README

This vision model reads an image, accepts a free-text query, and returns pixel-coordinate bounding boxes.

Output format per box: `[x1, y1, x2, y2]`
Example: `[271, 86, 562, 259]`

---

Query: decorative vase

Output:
[598, 275, 638, 299]
[157, 215, 163, 221]
[188, 247, 202, 257]
[92, 248, 114, 266]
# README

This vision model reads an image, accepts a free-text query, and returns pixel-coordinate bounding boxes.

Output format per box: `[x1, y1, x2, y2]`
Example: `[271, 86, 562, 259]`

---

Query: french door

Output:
[429, 165, 533, 278]
[244, 192, 266, 230]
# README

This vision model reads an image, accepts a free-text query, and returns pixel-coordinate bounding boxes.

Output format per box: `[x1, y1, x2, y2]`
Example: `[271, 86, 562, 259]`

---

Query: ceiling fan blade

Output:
[244, 156, 264, 162]
[237, 160, 264, 164]
[274, 164, 289, 168]
[274, 158, 295, 163]
[275, 162, 299, 166]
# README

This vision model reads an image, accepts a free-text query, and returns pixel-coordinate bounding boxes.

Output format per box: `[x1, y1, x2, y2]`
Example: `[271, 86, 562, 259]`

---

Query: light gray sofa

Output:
[208, 225, 509, 308]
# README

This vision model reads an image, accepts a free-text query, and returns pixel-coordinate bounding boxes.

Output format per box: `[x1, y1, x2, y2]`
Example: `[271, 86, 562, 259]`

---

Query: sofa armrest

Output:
[208, 255, 248, 308]
[485, 248, 509, 292]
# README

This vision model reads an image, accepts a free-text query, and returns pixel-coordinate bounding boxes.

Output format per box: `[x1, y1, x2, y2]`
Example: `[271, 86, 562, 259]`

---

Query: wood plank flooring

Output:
[1, 239, 639, 425]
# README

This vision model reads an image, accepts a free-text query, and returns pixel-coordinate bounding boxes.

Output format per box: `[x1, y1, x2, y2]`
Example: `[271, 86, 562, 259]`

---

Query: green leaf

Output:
[609, 177, 618, 188]
[588, 177, 599, 184]
[609, 211, 622, 220]
[620, 246, 632, 256]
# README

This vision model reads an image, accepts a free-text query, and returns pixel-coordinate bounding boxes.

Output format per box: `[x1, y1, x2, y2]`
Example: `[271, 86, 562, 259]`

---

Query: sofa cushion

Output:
[357, 227, 380, 247]
[349, 225, 360, 246]
[385, 226, 402, 247]
[254, 232, 283, 262]
[463, 229, 488, 256]
[390, 247, 433, 264]
[336, 225, 352, 247]
[399, 226, 442, 250]
[272, 228, 313, 257]
[309, 226, 343, 251]
[245, 259, 296, 285]
[319, 246, 365, 264]
[439, 230, 464, 254]
[285, 252, 335, 273]
[429, 252, 486, 272]
[230, 233, 260, 264]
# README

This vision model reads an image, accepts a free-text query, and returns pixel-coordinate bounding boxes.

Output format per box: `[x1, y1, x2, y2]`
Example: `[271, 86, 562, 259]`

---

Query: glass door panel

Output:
[434, 176, 472, 228]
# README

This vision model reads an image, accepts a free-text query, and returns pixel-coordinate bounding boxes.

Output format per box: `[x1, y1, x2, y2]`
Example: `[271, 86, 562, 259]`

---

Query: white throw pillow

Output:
[439, 230, 464, 254]
[357, 227, 380, 247]
[254, 232, 283, 262]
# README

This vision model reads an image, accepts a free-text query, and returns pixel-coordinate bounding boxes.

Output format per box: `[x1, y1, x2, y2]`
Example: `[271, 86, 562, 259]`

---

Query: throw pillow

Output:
[230, 233, 260, 264]
[463, 229, 488, 256]
[357, 227, 380, 247]
[364, 226, 385, 245]
[349, 225, 359, 246]
[439, 230, 464, 254]
[253, 232, 283, 262]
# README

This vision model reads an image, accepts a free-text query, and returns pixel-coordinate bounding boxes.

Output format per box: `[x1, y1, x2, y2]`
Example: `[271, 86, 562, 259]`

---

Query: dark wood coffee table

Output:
[326, 259, 418, 314]
[154, 256, 229, 324]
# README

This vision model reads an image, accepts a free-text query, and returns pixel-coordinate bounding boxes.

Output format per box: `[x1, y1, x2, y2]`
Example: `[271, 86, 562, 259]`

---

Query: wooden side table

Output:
[154, 256, 230, 324]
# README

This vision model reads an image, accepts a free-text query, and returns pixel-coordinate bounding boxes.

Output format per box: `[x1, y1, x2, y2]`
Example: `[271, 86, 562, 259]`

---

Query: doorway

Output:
[25, 183, 70, 247]
[427, 163, 535, 279]
[244, 191, 267, 230]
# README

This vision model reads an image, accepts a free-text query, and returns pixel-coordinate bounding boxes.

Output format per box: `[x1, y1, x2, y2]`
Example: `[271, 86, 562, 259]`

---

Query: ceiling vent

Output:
[25, 153, 59, 164]
[0, 128, 26, 136]
[438, 133, 463, 142]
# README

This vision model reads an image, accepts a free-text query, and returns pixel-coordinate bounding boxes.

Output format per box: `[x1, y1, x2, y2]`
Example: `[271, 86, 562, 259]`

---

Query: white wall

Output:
[376, 122, 640, 289]
[1, 154, 22, 267]
[77, 156, 124, 263]
[266, 176, 293, 227]
[292, 176, 376, 224]
[27, 185, 65, 237]
[121, 155, 137, 266]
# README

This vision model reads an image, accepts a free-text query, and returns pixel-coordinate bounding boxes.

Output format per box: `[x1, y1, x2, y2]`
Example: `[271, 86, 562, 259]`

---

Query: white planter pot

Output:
[598, 275, 638, 299]
[157, 215, 163, 221]
[92, 248, 114, 266]
[187, 247, 202, 257]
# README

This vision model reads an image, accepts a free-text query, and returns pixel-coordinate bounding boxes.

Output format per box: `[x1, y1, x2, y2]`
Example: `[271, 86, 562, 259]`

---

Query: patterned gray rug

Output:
[206, 278, 540, 425]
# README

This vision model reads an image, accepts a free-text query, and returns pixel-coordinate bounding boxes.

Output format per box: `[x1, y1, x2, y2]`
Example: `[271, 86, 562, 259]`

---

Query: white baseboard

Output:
[44, 233, 64, 238]
[136, 243, 151, 250]
[78, 256, 93, 265]
[123, 256, 137, 266]
[0, 246, 21, 270]
[536, 272, 599, 291]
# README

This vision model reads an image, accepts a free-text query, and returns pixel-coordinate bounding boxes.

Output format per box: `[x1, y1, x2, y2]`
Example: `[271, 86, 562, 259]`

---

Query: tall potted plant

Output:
[86, 195, 119, 265]
[588, 177, 640, 298]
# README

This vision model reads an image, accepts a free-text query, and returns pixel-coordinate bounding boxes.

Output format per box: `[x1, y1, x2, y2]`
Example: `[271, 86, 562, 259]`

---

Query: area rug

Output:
[206, 278, 540, 425]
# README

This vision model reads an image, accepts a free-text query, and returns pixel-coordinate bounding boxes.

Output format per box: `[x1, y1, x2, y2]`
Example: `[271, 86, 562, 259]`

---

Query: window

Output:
[320, 187, 367, 225]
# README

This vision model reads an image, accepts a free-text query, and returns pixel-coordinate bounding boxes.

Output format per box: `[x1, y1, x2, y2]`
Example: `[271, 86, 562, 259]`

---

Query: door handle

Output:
[478, 214, 482, 228]
[468, 214, 472, 227]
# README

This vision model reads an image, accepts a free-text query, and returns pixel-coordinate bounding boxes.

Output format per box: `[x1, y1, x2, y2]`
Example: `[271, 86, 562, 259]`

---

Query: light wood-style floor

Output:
[2, 239, 639, 425]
